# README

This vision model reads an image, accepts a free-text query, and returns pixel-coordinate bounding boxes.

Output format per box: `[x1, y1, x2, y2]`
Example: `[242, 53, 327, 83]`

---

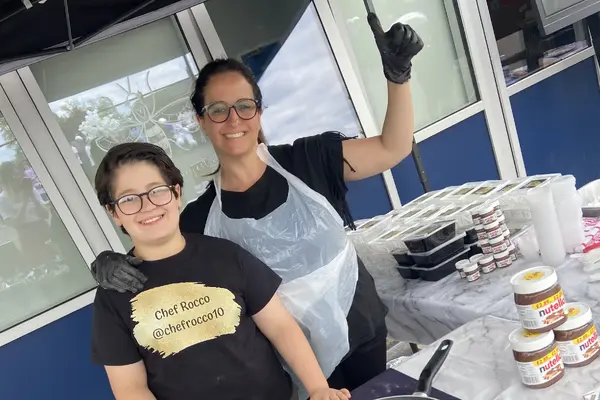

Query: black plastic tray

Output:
[413, 248, 470, 281]
[466, 242, 483, 258]
[408, 233, 466, 268]
[392, 251, 415, 267]
[403, 221, 457, 253]
[396, 265, 419, 279]
[464, 228, 478, 245]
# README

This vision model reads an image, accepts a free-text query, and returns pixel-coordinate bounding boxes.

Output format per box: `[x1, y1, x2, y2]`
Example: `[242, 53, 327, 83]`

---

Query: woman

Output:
[92, 13, 423, 391]
[91, 142, 350, 399]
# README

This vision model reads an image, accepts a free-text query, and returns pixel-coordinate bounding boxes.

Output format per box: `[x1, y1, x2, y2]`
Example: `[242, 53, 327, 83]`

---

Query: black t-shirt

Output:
[91, 234, 292, 400]
[180, 132, 388, 355]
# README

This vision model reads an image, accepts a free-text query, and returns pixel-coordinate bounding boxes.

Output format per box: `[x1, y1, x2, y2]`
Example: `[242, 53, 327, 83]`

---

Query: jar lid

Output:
[475, 224, 485, 231]
[463, 263, 479, 273]
[478, 203, 496, 215]
[489, 200, 500, 208]
[455, 259, 470, 270]
[554, 303, 593, 332]
[497, 215, 505, 223]
[508, 243, 516, 251]
[479, 238, 489, 245]
[509, 328, 555, 353]
[510, 266, 558, 295]
[489, 236, 505, 245]
[470, 254, 484, 263]
[478, 254, 494, 264]
[494, 249, 510, 259]
[484, 220, 500, 229]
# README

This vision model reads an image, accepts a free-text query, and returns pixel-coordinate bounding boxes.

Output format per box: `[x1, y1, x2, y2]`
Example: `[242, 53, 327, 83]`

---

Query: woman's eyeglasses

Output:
[202, 98, 259, 123]
[111, 185, 175, 215]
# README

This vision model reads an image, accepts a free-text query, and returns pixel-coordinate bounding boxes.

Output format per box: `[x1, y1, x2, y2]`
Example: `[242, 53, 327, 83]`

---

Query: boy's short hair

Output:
[95, 142, 184, 222]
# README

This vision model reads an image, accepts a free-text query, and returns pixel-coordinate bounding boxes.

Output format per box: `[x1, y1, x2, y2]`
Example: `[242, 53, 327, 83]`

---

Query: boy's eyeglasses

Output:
[202, 98, 259, 123]
[111, 185, 175, 215]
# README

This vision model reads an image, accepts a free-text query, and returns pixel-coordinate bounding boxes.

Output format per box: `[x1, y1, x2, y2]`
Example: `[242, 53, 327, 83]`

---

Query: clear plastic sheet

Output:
[579, 179, 600, 207]
[204, 145, 358, 397]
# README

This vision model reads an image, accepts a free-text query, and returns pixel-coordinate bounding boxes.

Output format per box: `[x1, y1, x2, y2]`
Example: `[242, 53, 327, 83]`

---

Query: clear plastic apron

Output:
[204, 144, 359, 391]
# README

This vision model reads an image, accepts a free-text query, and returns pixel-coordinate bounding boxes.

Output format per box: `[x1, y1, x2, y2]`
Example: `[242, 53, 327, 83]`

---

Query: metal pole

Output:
[361, 0, 430, 193]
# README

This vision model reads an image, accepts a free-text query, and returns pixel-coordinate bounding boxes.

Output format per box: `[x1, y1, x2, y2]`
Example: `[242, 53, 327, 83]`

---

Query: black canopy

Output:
[0, 0, 205, 65]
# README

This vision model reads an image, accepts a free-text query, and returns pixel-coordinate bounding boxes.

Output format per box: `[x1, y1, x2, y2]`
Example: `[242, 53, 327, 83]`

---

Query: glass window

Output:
[204, 0, 363, 144]
[487, 0, 591, 86]
[541, 0, 584, 16]
[29, 18, 215, 246]
[0, 113, 95, 331]
[330, 0, 479, 131]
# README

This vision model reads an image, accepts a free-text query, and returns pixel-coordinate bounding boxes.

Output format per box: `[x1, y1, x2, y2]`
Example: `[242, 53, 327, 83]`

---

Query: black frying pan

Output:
[375, 339, 454, 400]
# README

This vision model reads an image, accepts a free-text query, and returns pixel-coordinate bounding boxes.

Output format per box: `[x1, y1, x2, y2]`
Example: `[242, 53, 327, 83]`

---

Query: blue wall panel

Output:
[346, 175, 392, 220]
[511, 57, 600, 188]
[0, 306, 112, 400]
[392, 111, 500, 203]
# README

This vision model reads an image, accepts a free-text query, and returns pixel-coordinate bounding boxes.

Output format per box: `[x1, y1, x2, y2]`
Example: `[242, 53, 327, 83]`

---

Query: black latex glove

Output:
[368, 13, 424, 84]
[91, 250, 147, 293]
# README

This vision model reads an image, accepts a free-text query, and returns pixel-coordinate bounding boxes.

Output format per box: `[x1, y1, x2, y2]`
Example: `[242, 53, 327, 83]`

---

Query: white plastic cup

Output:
[527, 187, 566, 266]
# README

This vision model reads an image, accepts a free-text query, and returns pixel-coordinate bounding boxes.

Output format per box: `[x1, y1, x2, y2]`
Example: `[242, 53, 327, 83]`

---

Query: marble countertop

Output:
[362, 246, 597, 344]
[386, 316, 600, 400]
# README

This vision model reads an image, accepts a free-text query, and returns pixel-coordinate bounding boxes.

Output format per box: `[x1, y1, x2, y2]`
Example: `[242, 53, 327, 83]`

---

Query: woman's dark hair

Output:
[95, 143, 184, 234]
[191, 58, 266, 144]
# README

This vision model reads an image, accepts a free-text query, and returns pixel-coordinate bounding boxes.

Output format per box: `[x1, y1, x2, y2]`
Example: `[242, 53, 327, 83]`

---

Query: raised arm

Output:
[105, 362, 156, 400]
[342, 13, 423, 182]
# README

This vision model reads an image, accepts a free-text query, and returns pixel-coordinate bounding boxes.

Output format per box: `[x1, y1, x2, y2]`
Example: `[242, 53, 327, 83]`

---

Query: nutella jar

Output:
[471, 211, 482, 226]
[470, 254, 484, 264]
[455, 259, 469, 279]
[478, 203, 497, 225]
[463, 263, 481, 282]
[498, 215, 508, 233]
[489, 236, 508, 254]
[511, 266, 567, 333]
[508, 243, 518, 261]
[491, 200, 502, 219]
[509, 328, 564, 389]
[494, 250, 512, 268]
[475, 225, 487, 241]
[477, 254, 496, 274]
[484, 220, 503, 240]
[479, 239, 492, 254]
[554, 303, 600, 367]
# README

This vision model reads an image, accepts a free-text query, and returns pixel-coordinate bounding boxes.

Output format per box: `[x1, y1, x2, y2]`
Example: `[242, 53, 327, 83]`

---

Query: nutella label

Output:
[496, 257, 512, 268]
[481, 263, 496, 273]
[487, 227, 503, 239]
[516, 290, 566, 329]
[557, 326, 600, 365]
[515, 346, 563, 386]
[467, 271, 480, 282]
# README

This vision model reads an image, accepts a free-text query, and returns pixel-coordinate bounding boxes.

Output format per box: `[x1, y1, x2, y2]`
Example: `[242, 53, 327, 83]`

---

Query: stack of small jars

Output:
[471, 201, 517, 272]
[454, 201, 518, 281]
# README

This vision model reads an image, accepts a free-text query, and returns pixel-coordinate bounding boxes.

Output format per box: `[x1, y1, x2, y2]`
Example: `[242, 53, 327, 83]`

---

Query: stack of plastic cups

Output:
[527, 186, 567, 267]
[550, 175, 585, 253]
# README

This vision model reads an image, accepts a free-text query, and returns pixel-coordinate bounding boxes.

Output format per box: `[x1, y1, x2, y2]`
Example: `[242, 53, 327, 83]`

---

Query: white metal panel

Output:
[0, 84, 97, 346]
[0, 72, 121, 255]
[506, 47, 596, 96]
[457, 0, 520, 179]
[190, 3, 227, 59]
[0, 290, 96, 347]
[315, 0, 402, 209]
[414, 102, 485, 144]
[176, 9, 212, 68]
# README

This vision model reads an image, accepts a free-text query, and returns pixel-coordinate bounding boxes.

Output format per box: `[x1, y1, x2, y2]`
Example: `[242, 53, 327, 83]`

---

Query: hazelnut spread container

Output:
[511, 266, 567, 333]
[463, 263, 480, 282]
[509, 328, 564, 389]
[478, 254, 496, 274]
[554, 303, 600, 367]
